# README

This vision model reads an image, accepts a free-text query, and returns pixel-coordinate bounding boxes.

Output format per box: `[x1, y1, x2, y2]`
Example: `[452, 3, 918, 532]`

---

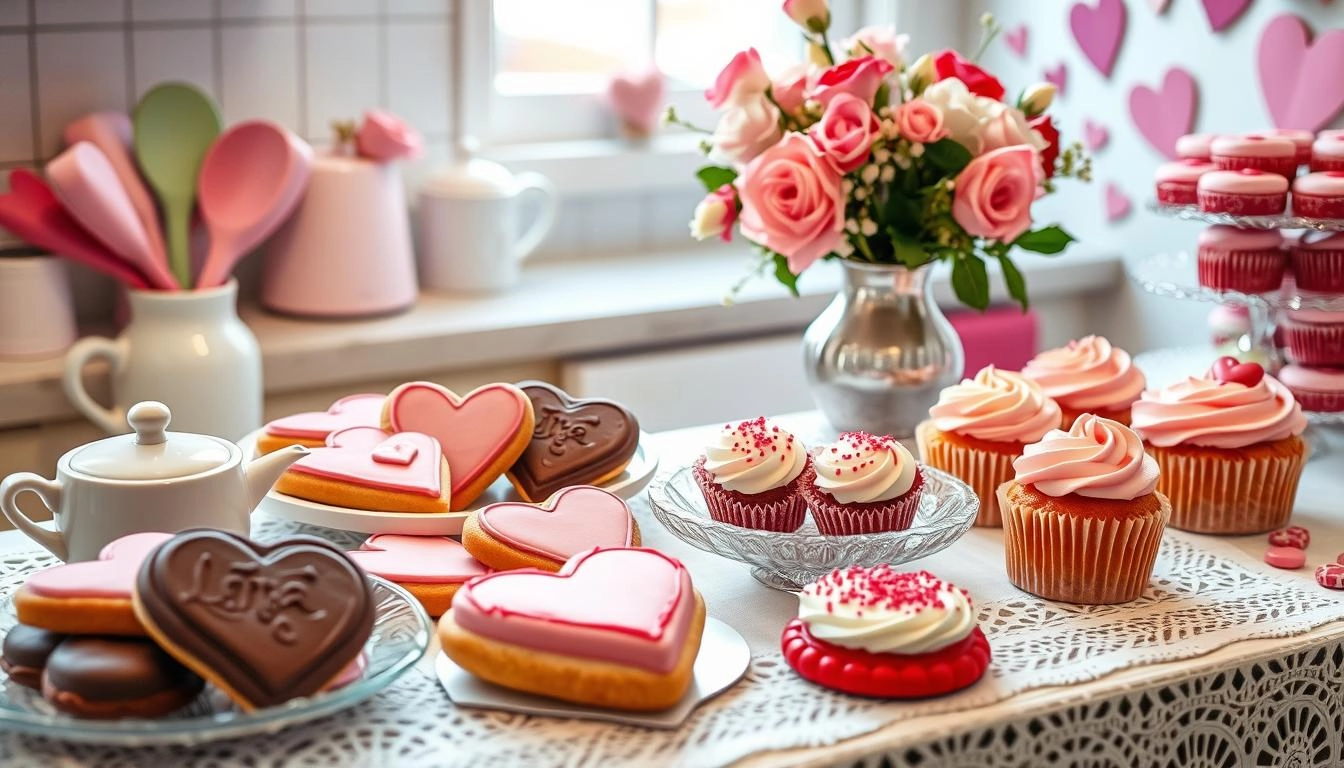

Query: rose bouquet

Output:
[674, 3, 1090, 310]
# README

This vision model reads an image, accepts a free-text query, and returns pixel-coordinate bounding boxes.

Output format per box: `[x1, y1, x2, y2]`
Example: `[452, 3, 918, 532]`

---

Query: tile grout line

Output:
[377, 0, 389, 111]
[25, 0, 38, 165]
[297, 0, 308, 137]
[212, 0, 223, 98]
[123, 0, 134, 105]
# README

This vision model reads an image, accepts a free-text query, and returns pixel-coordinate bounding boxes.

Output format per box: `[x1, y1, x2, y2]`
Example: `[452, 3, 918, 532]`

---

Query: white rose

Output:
[710, 95, 783, 166]
[978, 102, 1047, 153]
[842, 25, 909, 69]
[689, 195, 731, 240]
[920, 78, 997, 155]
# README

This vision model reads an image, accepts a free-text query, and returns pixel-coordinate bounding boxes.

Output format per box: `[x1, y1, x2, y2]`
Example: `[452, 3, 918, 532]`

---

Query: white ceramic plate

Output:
[238, 429, 660, 535]
[434, 617, 749, 729]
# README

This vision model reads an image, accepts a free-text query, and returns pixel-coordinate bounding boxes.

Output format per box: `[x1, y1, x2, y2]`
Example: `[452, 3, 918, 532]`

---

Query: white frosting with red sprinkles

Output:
[798, 566, 975, 654]
[812, 431, 917, 504]
[701, 417, 807, 494]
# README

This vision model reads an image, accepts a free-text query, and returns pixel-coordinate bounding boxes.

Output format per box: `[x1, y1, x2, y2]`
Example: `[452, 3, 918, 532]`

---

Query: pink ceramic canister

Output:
[261, 151, 417, 317]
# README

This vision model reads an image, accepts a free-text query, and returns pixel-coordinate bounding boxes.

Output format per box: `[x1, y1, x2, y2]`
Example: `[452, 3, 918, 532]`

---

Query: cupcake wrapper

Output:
[1310, 158, 1344, 173]
[1197, 246, 1286, 293]
[1290, 249, 1344, 292]
[1286, 385, 1344, 413]
[915, 422, 1015, 527]
[1283, 322, 1344, 366]
[1291, 193, 1344, 220]
[804, 487, 920, 535]
[1000, 483, 1170, 605]
[694, 461, 808, 532]
[1198, 190, 1287, 216]
[1156, 182, 1198, 206]
[1150, 443, 1306, 534]
[1212, 155, 1297, 178]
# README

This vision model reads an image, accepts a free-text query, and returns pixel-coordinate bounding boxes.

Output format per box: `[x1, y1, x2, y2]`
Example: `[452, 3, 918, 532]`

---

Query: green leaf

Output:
[696, 166, 737, 193]
[772, 253, 800, 297]
[883, 191, 921, 234]
[889, 229, 929, 268]
[1012, 225, 1075, 255]
[996, 253, 1029, 311]
[923, 138, 973, 176]
[951, 256, 991, 311]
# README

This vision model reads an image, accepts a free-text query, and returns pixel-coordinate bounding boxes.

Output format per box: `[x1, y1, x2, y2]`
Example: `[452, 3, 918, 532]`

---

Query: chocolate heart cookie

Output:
[507, 381, 641, 502]
[132, 529, 375, 712]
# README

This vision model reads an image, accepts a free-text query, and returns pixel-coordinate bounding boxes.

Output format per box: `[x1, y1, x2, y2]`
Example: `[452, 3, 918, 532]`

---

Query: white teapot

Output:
[0, 401, 307, 561]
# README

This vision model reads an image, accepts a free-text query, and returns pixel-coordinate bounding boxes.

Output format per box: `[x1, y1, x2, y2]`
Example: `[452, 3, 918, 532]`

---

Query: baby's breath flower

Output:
[845, 218, 860, 234]
[894, 154, 912, 170]
[835, 240, 855, 257]
[841, 179, 855, 195]
[873, 147, 891, 164]
[860, 165, 880, 185]
[880, 165, 895, 182]
[854, 187, 867, 200]
[908, 143, 925, 158]
[860, 219, 878, 236]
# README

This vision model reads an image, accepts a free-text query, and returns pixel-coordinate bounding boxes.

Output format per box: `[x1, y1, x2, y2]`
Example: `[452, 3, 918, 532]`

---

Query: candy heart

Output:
[509, 381, 640, 501]
[1208, 356, 1265, 387]
[1129, 67, 1198, 159]
[1201, 0, 1252, 32]
[288, 426, 443, 496]
[23, 532, 171, 600]
[606, 68, 667, 136]
[346, 534, 488, 583]
[476, 486, 635, 564]
[1084, 119, 1110, 152]
[1044, 62, 1069, 97]
[1257, 14, 1344, 132]
[133, 530, 374, 711]
[1069, 0, 1126, 77]
[1105, 182, 1132, 222]
[263, 394, 385, 442]
[1004, 25, 1028, 58]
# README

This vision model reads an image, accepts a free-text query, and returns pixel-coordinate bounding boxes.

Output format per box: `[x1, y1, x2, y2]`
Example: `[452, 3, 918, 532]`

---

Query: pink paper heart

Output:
[1004, 25, 1029, 58]
[1044, 62, 1069, 97]
[1129, 67, 1198, 159]
[1258, 14, 1344, 132]
[24, 532, 172, 598]
[1084, 119, 1110, 151]
[1149, 0, 1172, 14]
[264, 393, 385, 441]
[1105, 183, 1132, 222]
[478, 486, 634, 564]
[347, 534, 489, 583]
[290, 426, 442, 496]
[1202, 0, 1253, 31]
[606, 68, 667, 135]
[1070, 0, 1127, 77]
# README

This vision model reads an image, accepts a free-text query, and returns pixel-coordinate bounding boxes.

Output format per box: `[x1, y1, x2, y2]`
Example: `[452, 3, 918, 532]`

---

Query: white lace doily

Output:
[1, 510, 1341, 767]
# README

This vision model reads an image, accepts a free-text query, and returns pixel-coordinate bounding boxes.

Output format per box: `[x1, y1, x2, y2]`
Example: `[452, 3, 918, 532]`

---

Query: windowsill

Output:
[482, 133, 705, 196]
[0, 247, 1123, 430]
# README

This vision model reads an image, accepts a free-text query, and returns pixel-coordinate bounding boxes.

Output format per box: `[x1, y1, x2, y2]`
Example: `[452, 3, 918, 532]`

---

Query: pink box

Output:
[947, 307, 1038, 374]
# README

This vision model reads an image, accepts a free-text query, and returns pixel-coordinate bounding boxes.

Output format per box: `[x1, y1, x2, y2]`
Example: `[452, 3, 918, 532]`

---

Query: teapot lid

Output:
[68, 402, 234, 481]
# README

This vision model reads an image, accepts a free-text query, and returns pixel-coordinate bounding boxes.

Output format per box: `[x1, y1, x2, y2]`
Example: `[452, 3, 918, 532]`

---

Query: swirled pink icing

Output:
[929, 366, 1061, 442]
[1012, 414, 1159, 499]
[1130, 373, 1307, 448]
[1020, 336, 1146, 412]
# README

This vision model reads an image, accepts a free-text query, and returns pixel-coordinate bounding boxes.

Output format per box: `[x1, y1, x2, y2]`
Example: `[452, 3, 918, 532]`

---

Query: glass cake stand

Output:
[1146, 201, 1344, 233]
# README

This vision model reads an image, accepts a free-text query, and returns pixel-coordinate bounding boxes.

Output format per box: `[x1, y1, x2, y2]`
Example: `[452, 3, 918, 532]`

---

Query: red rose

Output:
[931, 49, 1005, 101]
[1029, 114, 1060, 179]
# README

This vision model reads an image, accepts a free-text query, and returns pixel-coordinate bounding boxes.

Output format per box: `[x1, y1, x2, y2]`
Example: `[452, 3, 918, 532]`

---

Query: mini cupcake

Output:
[1281, 307, 1344, 366]
[1196, 225, 1285, 293]
[1175, 132, 1217, 162]
[804, 431, 922, 535]
[1290, 232, 1344, 292]
[1210, 134, 1298, 178]
[1277, 364, 1344, 412]
[1207, 304, 1251, 349]
[1264, 128, 1314, 167]
[1154, 159, 1214, 206]
[693, 416, 810, 531]
[781, 566, 991, 698]
[1291, 171, 1344, 219]
[915, 366, 1061, 527]
[1131, 358, 1308, 534]
[999, 414, 1169, 605]
[1310, 134, 1344, 173]
[1198, 169, 1289, 215]
[1020, 335, 1146, 427]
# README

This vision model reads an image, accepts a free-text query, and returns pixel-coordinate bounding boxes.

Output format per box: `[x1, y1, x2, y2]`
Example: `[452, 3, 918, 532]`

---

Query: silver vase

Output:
[802, 261, 965, 439]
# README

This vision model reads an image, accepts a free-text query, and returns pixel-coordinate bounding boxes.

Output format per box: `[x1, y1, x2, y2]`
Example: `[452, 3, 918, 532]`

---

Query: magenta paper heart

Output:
[24, 532, 172, 598]
[1004, 25, 1028, 57]
[1129, 67, 1198, 159]
[1105, 183, 1132, 222]
[290, 426, 443, 496]
[1084, 119, 1110, 151]
[347, 534, 488, 583]
[264, 393, 385, 440]
[1070, 0, 1126, 77]
[606, 68, 666, 135]
[1044, 62, 1068, 97]
[478, 486, 634, 563]
[1202, 0, 1252, 31]
[1258, 14, 1344, 132]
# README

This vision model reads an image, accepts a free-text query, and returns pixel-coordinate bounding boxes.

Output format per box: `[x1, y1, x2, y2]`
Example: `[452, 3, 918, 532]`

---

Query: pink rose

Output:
[978, 103, 1037, 154]
[689, 184, 738, 242]
[811, 55, 893, 109]
[783, 0, 829, 31]
[772, 63, 813, 115]
[951, 145, 1043, 243]
[841, 25, 908, 68]
[738, 133, 845, 273]
[710, 94, 782, 166]
[705, 48, 770, 109]
[355, 109, 422, 162]
[808, 93, 879, 172]
[892, 99, 947, 144]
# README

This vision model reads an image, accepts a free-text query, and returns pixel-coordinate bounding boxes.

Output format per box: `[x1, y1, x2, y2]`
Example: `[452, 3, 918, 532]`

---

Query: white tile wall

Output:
[303, 0, 378, 18]
[0, 34, 32, 163]
[35, 0, 124, 25]
[0, 0, 28, 27]
[131, 28, 216, 99]
[130, 0, 214, 23]
[386, 21, 450, 137]
[304, 22, 380, 142]
[34, 30, 128, 157]
[218, 0, 297, 21]
[219, 23, 302, 132]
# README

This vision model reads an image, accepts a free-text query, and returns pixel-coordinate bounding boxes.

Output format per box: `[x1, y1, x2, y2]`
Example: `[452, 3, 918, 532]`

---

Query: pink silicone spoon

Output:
[196, 121, 313, 289]
[63, 112, 171, 282]
[0, 169, 151, 288]
[46, 142, 178, 289]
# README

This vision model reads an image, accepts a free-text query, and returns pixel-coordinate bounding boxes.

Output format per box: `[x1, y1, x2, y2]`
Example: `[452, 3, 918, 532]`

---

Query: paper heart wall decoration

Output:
[1044, 63, 1069, 97]
[1129, 67, 1198, 159]
[1149, 0, 1172, 14]
[1004, 25, 1029, 58]
[1084, 119, 1110, 151]
[1070, 0, 1127, 77]
[1105, 183, 1132, 222]
[606, 68, 667, 138]
[1202, 0, 1253, 31]
[1258, 14, 1344, 132]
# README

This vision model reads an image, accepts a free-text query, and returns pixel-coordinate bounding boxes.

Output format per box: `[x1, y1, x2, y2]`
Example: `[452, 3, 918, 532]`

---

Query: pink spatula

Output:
[195, 121, 313, 289]
[0, 169, 151, 288]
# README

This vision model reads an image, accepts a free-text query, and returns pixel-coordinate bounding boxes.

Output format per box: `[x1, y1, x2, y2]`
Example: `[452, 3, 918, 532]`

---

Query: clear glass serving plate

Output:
[647, 465, 979, 591]
[1147, 201, 1344, 232]
[1127, 251, 1344, 313]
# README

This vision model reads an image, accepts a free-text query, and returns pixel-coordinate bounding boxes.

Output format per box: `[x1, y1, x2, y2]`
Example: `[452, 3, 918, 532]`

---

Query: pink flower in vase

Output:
[811, 55, 894, 109]
[738, 133, 844, 273]
[689, 184, 739, 242]
[809, 93, 880, 172]
[355, 109, 423, 162]
[705, 49, 771, 109]
[892, 99, 948, 144]
[951, 145, 1042, 243]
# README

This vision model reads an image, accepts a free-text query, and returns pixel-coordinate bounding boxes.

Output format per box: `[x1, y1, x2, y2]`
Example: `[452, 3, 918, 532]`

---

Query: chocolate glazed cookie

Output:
[42, 637, 204, 718]
[1, 624, 65, 690]
[508, 381, 641, 502]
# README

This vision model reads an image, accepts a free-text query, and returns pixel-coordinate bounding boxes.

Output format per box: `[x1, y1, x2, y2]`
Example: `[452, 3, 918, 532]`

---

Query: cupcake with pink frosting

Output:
[1210, 134, 1298, 178]
[1153, 159, 1214, 206]
[1291, 171, 1344, 219]
[1020, 335, 1146, 427]
[915, 366, 1062, 527]
[1277, 364, 1344, 412]
[1197, 169, 1289, 215]
[1290, 232, 1344, 292]
[1130, 357, 1308, 534]
[1196, 225, 1285, 294]
[803, 431, 923, 535]
[1281, 307, 1344, 366]
[999, 414, 1169, 605]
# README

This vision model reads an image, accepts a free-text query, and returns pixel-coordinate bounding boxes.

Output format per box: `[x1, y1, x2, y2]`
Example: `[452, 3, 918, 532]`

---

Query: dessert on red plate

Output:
[781, 566, 990, 699]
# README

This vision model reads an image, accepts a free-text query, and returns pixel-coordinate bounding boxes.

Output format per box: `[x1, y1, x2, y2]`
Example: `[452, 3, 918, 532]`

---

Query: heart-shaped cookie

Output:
[132, 530, 374, 711]
[383, 382, 534, 510]
[508, 381, 640, 501]
[15, 532, 173, 636]
[464, 486, 638, 571]
[276, 426, 450, 513]
[1208, 356, 1265, 387]
[347, 534, 489, 584]
[258, 394, 385, 453]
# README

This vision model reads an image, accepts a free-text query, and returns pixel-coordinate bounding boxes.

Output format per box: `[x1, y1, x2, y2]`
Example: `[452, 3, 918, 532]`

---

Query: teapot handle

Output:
[0, 473, 67, 561]
[511, 172, 559, 264]
[63, 335, 128, 435]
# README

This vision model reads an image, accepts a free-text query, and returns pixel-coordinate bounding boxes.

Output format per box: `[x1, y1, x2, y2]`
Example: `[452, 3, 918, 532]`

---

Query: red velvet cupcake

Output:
[1281, 308, 1344, 366]
[803, 431, 923, 535]
[1291, 171, 1344, 219]
[1154, 159, 1214, 206]
[1290, 232, 1344, 293]
[1277, 364, 1344, 412]
[1264, 128, 1314, 167]
[1211, 134, 1298, 178]
[1310, 134, 1344, 173]
[1198, 169, 1289, 215]
[782, 567, 990, 699]
[693, 417, 810, 532]
[1175, 132, 1217, 162]
[1196, 225, 1285, 293]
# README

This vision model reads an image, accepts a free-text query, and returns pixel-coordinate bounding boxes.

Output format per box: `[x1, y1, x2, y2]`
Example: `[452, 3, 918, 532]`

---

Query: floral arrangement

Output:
[672, 2, 1090, 310]
[331, 109, 422, 163]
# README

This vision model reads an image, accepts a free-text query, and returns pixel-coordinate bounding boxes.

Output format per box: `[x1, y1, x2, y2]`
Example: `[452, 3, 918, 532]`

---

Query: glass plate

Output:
[0, 574, 431, 746]
[647, 465, 979, 591]
[1127, 251, 1344, 312]
[1146, 201, 1344, 232]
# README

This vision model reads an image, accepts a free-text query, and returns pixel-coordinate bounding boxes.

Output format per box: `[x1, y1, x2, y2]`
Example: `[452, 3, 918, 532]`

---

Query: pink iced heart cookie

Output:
[383, 382, 535, 511]
[1208, 356, 1264, 387]
[275, 426, 451, 513]
[462, 486, 639, 572]
[438, 547, 706, 711]
[14, 532, 172, 636]
[258, 393, 385, 454]
[347, 534, 490, 616]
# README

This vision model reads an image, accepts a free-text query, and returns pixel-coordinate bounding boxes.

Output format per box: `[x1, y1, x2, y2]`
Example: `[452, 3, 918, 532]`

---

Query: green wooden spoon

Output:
[132, 82, 222, 288]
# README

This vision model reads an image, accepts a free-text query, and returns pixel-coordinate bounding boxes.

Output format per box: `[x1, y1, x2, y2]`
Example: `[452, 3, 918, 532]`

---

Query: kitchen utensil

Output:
[0, 170, 150, 288]
[196, 120, 313, 289]
[63, 112, 171, 283]
[46, 142, 178, 290]
[132, 82, 222, 288]
[0, 401, 306, 562]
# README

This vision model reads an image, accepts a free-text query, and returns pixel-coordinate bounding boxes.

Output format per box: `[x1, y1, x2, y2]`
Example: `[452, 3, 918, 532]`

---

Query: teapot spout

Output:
[244, 444, 308, 509]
